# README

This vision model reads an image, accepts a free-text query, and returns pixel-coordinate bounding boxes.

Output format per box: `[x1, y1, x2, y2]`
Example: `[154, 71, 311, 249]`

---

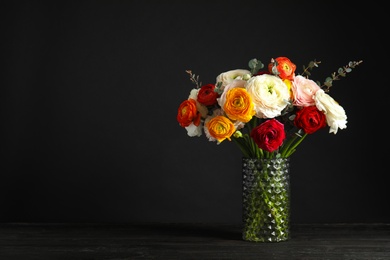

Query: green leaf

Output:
[248, 58, 258, 69]
[248, 58, 264, 75]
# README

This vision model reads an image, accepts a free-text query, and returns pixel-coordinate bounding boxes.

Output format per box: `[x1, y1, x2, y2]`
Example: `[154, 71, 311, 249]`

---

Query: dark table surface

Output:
[0, 222, 389, 260]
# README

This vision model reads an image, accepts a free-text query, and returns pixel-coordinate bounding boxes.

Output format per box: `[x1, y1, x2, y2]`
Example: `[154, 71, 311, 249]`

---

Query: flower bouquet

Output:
[176, 56, 362, 242]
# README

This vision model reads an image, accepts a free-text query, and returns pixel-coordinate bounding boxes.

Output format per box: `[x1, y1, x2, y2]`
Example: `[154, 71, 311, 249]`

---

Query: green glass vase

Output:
[242, 157, 291, 242]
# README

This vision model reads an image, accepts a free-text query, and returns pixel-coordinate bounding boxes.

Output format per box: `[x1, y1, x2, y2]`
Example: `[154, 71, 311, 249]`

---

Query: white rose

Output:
[314, 89, 347, 134]
[246, 74, 290, 119]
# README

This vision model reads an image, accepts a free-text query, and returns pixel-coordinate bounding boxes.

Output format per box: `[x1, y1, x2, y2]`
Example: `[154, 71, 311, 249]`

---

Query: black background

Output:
[1, 1, 388, 224]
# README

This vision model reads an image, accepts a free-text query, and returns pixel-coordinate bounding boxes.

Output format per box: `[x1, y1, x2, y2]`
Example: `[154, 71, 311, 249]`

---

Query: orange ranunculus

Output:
[223, 88, 255, 123]
[177, 98, 201, 127]
[206, 115, 235, 143]
[268, 57, 296, 81]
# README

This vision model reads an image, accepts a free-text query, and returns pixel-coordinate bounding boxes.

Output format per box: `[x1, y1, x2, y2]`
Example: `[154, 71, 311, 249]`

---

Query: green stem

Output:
[280, 132, 308, 158]
[232, 137, 251, 158]
[284, 133, 307, 157]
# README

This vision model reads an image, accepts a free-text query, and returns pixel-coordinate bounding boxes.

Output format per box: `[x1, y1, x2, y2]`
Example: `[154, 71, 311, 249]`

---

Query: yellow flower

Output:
[223, 88, 255, 123]
[283, 79, 293, 100]
[205, 115, 236, 143]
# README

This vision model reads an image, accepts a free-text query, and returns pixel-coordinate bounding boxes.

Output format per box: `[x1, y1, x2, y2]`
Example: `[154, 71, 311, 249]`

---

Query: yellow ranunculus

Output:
[205, 115, 236, 143]
[223, 88, 255, 123]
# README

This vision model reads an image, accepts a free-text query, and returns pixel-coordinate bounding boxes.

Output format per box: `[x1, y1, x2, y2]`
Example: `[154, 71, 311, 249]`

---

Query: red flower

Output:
[250, 119, 286, 152]
[177, 99, 201, 127]
[294, 106, 327, 134]
[197, 84, 219, 106]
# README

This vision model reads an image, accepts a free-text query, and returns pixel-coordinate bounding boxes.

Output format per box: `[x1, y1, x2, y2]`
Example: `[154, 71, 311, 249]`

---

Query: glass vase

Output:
[242, 157, 291, 242]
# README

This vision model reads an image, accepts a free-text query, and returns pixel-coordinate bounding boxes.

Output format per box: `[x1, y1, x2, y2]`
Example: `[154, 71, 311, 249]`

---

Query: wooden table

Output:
[0, 223, 389, 259]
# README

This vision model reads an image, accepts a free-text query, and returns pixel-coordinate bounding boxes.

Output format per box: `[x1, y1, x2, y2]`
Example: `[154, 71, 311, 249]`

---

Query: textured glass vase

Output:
[242, 157, 291, 242]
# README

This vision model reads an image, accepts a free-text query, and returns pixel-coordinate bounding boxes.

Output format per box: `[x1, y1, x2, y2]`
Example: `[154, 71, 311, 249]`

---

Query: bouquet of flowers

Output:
[176, 56, 362, 159]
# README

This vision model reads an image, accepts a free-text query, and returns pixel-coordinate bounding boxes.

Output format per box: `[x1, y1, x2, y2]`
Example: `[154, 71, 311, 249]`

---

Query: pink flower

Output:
[291, 75, 321, 107]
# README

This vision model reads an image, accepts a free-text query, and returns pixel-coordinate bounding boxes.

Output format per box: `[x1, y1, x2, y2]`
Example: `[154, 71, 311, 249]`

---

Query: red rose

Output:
[177, 99, 201, 127]
[197, 84, 219, 106]
[294, 106, 327, 134]
[250, 119, 286, 152]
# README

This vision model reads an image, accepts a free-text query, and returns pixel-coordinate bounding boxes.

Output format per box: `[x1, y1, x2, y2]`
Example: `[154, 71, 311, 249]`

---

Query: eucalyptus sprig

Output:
[321, 60, 363, 92]
[248, 58, 264, 75]
[301, 59, 321, 78]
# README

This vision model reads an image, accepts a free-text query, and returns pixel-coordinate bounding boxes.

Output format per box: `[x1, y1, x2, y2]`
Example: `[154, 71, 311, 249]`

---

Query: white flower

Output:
[246, 74, 290, 119]
[216, 69, 251, 88]
[188, 88, 198, 99]
[314, 89, 347, 134]
[185, 123, 202, 137]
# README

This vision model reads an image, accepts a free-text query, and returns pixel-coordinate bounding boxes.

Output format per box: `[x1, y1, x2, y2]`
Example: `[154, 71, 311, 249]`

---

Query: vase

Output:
[242, 157, 291, 242]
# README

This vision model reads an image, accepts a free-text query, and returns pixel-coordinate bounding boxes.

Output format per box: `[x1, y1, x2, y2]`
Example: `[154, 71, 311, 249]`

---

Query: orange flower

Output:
[176, 99, 201, 127]
[223, 88, 255, 123]
[206, 115, 235, 143]
[268, 57, 296, 81]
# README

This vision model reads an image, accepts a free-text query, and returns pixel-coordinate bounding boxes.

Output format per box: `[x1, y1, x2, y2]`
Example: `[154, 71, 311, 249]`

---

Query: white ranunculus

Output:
[188, 88, 198, 99]
[216, 69, 251, 88]
[314, 89, 347, 134]
[185, 123, 203, 137]
[246, 74, 290, 119]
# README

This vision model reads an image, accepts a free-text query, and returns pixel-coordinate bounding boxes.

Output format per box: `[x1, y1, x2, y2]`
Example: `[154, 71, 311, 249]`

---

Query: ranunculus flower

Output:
[246, 74, 290, 119]
[197, 84, 219, 106]
[188, 88, 208, 118]
[218, 79, 246, 107]
[291, 75, 321, 107]
[177, 98, 201, 127]
[294, 106, 327, 134]
[314, 89, 347, 134]
[223, 87, 255, 123]
[250, 118, 286, 152]
[178, 56, 361, 158]
[268, 57, 296, 81]
[185, 123, 202, 137]
[216, 69, 251, 88]
[205, 115, 236, 143]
